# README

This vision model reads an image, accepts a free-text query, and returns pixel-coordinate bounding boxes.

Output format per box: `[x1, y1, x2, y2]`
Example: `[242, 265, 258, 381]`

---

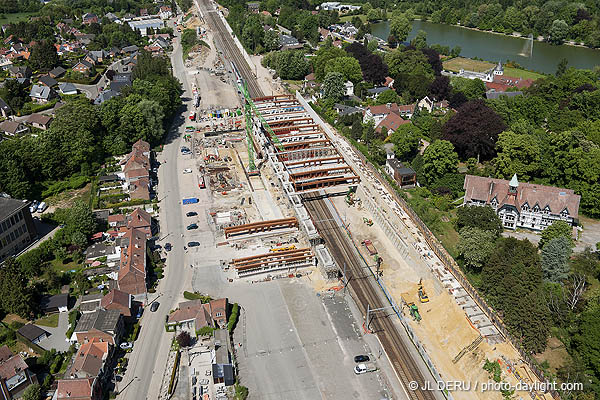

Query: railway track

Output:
[303, 192, 437, 400]
[198, 0, 264, 98]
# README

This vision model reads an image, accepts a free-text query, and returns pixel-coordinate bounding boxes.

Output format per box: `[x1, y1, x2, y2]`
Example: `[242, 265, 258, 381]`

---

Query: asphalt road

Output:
[117, 24, 196, 400]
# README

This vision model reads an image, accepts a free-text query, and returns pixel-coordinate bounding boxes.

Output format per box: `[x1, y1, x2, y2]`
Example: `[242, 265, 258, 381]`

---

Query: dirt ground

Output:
[44, 183, 92, 213]
[534, 337, 572, 375]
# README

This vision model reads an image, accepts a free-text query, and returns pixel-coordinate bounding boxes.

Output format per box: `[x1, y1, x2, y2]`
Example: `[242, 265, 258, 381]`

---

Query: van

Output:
[37, 202, 48, 213]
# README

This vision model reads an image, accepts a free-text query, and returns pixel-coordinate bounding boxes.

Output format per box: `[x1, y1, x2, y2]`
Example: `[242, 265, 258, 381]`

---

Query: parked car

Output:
[186, 211, 198, 217]
[115, 375, 123, 382]
[165, 243, 172, 252]
[187, 241, 200, 247]
[354, 355, 370, 363]
[120, 342, 133, 350]
[150, 302, 159, 312]
[37, 202, 48, 213]
[183, 168, 192, 174]
[29, 200, 39, 213]
[187, 223, 198, 230]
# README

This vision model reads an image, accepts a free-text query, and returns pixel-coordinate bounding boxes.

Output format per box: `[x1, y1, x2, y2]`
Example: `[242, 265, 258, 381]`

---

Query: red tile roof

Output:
[70, 338, 108, 378]
[366, 103, 399, 116]
[56, 378, 95, 400]
[0, 352, 28, 380]
[376, 113, 410, 133]
[117, 227, 147, 295]
[101, 289, 131, 317]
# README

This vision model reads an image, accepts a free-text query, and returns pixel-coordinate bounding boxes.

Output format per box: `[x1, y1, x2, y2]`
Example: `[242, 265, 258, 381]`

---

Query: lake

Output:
[371, 20, 600, 74]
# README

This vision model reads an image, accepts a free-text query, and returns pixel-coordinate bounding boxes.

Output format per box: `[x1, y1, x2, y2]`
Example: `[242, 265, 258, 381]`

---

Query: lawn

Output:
[51, 258, 81, 273]
[340, 14, 366, 23]
[443, 57, 495, 73]
[0, 12, 34, 25]
[34, 313, 59, 328]
[503, 67, 545, 80]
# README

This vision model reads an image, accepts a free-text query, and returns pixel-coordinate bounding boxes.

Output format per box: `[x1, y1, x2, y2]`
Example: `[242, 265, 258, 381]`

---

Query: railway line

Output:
[303, 192, 437, 400]
[198, 0, 264, 98]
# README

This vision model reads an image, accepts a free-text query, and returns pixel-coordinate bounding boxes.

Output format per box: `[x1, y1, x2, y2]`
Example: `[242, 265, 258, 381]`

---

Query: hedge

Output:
[227, 303, 239, 332]
[167, 350, 181, 395]
[183, 291, 212, 302]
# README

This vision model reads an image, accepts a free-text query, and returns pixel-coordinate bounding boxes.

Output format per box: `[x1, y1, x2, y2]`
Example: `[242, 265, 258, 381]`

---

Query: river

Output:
[371, 20, 600, 74]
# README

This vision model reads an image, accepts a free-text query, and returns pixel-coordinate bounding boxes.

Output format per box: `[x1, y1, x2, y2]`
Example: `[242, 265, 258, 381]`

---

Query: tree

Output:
[421, 140, 458, 185]
[262, 51, 310, 80]
[241, 14, 264, 52]
[22, 383, 41, 400]
[324, 56, 363, 84]
[351, 119, 362, 140]
[387, 34, 398, 48]
[493, 130, 541, 182]
[322, 72, 344, 102]
[313, 45, 346, 81]
[429, 76, 450, 100]
[549, 19, 569, 45]
[482, 238, 548, 353]
[264, 29, 280, 52]
[411, 30, 427, 49]
[456, 205, 503, 237]
[71, 231, 88, 250]
[0, 258, 33, 318]
[541, 237, 572, 282]
[389, 13, 411, 43]
[451, 77, 486, 100]
[457, 227, 497, 270]
[572, 308, 600, 381]
[556, 58, 568, 76]
[539, 220, 574, 248]
[388, 123, 421, 160]
[67, 201, 97, 238]
[176, 331, 192, 347]
[374, 89, 399, 105]
[442, 100, 506, 160]
[29, 40, 59, 71]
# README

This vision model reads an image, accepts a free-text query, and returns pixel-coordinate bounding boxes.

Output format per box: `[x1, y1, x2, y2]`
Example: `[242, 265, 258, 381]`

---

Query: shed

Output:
[17, 324, 48, 344]
[40, 293, 69, 313]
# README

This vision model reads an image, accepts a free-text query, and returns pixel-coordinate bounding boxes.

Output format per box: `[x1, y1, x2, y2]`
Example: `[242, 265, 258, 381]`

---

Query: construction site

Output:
[175, 2, 559, 400]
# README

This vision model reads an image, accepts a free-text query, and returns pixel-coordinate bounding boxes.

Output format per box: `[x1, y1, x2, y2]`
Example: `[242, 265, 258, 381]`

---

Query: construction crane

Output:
[239, 82, 284, 152]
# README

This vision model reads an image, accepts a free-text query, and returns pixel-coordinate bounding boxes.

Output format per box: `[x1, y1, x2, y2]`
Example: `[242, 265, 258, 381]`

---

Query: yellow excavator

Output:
[418, 279, 430, 303]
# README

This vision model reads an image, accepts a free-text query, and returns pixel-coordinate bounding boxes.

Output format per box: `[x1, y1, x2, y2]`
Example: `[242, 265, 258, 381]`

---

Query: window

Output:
[215, 312, 223, 317]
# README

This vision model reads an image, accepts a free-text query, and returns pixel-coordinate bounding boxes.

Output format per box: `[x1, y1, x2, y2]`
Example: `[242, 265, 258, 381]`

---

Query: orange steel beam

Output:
[235, 255, 313, 271]
[252, 95, 295, 103]
[293, 175, 360, 191]
[268, 117, 313, 127]
[280, 139, 330, 150]
[284, 156, 345, 167]
[224, 217, 299, 238]
[271, 124, 320, 135]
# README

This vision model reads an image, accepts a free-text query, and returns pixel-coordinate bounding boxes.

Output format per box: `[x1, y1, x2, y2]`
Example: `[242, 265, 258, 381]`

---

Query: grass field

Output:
[340, 14, 366, 23]
[443, 57, 495, 73]
[0, 12, 34, 25]
[35, 313, 59, 328]
[51, 258, 80, 273]
[503, 67, 545, 80]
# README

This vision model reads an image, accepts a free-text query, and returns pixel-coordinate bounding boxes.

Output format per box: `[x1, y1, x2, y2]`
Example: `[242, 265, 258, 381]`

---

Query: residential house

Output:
[121, 45, 139, 54]
[0, 346, 37, 399]
[386, 154, 417, 188]
[110, 80, 131, 94]
[0, 57, 12, 71]
[129, 179, 150, 200]
[82, 13, 99, 25]
[72, 60, 94, 76]
[83, 242, 121, 276]
[89, 50, 108, 63]
[366, 86, 390, 99]
[71, 308, 124, 345]
[128, 19, 164, 36]
[166, 298, 228, 335]
[451, 61, 504, 83]
[417, 96, 449, 113]
[83, 52, 98, 66]
[54, 378, 101, 400]
[107, 214, 126, 228]
[333, 103, 362, 117]
[212, 329, 235, 386]
[105, 12, 120, 23]
[485, 90, 523, 100]
[119, 54, 137, 72]
[7, 66, 31, 79]
[74, 33, 95, 45]
[279, 34, 302, 50]
[100, 289, 132, 318]
[38, 75, 58, 87]
[126, 208, 153, 237]
[122, 13, 136, 22]
[49, 66, 67, 78]
[58, 82, 78, 96]
[344, 81, 354, 97]
[485, 75, 533, 92]
[462, 174, 581, 231]
[363, 103, 400, 125]
[159, 6, 172, 19]
[79, 294, 103, 314]
[0, 120, 28, 136]
[0, 98, 10, 118]
[247, 2, 260, 12]
[30, 85, 56, 104]
[27, 113, 53, 130]
[319, 28, 332, 41]
[116, 227, 148, 296]
[384, 76, 394, 88]
[0, 197, 37, 261]
[261, 10, 272, 17]
[93, 89, 119, 105]
[69, 338, 110, 380]
[375, 112, 409, 134]
[17, 324, 48, 345]
[138, 8, 148, 17]
[40, 293, 69, 313]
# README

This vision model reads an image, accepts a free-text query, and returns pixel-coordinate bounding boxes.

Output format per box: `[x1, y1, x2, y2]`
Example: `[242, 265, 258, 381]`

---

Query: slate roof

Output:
[0, 196, 28, 220]
[17, 324, 48, 342]
[30, 84, 54, 100]
[28, 113, 53, 126]
[49, 66, 67, 77]
[74, 308, 121, 333]
[40, 293, 68, 311]
[38, 75, 58, 87]
[58, 82, 77, 94]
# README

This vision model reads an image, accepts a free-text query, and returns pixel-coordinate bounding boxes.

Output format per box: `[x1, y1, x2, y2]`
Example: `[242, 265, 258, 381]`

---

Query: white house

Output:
[463, 174, 581, 231]
[344, 81, 354, 97]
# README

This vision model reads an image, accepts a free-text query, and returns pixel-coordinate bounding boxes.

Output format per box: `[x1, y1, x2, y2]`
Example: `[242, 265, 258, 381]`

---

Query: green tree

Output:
[493, 130, 541, 181]
[0, 258, 33, 318]
[389, 13, 411, 43]
[67, 201, 97, 238]
[421, 140, 458, 185]
[366, 8, 379, 22]
[264, 29, 280, 52]
[241, 14, 264, 52]
[351, 118, 362, 140]
[312, 45, 346, 80]
[457, 227, 497, 270]
[456, 206, 503, 237]
[541, 236, 572, 282]
[71, 231, 88, 250]
[29, 40, 59, 71]
[539, 220, 574, 248]
[572, 308, 600, 382]
[322, 72, 344, 102]
[324, 57, 363, 84]
[451, 77, 486, 100]
[375, 89, 399, 105]
[549, 19, 569, 44]
[411, 30, 427, 49]
[388, 123, 421, 160]
[22, 383, 41, 400]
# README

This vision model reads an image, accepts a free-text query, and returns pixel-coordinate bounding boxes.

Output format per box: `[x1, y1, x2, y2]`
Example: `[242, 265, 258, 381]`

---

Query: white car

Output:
[183, 168, 193, 174]
[120, 342, 133, 350]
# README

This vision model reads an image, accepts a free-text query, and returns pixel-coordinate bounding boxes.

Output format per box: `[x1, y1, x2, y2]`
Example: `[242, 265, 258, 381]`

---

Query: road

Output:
[117, 23, 195, 400]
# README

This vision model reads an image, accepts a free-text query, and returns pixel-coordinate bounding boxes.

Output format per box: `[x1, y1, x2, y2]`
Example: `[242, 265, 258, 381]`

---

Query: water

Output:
[371, 20, 600, 74]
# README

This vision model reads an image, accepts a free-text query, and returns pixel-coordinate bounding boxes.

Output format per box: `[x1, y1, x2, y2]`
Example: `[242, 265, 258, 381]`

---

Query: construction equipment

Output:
[239, 83, 284, 152]
[407, 302, 421, 322]
[345, 188, 354, 206]
[362, 217, 373, 226]
[418, 279, 429, 303]
[270, 245, 296, 252]
[240, 82, 258, 175]
[361, 239, 377, 256]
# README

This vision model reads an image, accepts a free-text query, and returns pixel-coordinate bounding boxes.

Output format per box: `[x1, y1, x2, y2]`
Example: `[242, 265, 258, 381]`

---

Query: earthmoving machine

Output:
[407, 302, 421, 322]
[418, 279, 430, 303]
[363, 217, 373, 226]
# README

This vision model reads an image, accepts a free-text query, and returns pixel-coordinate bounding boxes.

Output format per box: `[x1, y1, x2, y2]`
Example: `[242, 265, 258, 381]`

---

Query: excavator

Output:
[418, 279, 430, 303]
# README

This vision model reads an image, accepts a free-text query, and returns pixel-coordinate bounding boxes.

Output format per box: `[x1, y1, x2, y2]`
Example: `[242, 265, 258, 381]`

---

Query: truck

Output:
[182, 197, 199, 205]
[189, 111, 196, 121]
[354, 362, 377, 375]
[361, 240, 377, 256]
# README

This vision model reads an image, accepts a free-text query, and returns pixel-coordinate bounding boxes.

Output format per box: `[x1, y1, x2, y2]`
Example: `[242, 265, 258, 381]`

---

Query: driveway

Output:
[36, 312, 71, 352]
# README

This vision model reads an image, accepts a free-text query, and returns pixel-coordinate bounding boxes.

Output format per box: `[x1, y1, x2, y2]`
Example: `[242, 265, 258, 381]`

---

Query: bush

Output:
[41, 175, 90, 198]
[228, 303, 239, 332]
[196, 326, 215, 337]
[183, 291, 212, 302]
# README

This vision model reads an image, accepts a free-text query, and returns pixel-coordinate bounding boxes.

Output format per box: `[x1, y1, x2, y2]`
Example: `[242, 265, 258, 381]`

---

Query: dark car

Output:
[165, 243, 172, 252]
[186, 211, 198, 217]
[150, 302, 159, 312]
[187, 241, 200, 247]
[354, 355, 370, 363]
[187, 223, 198, 230]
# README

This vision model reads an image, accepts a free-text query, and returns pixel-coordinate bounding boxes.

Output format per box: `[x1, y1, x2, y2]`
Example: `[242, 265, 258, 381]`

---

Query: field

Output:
[35, 313, 59, 328]
[443, 57, 495, 73]
[503, 67, 545, 80]
[340, 14, 366, 23]
[0, 12, 34, 25]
